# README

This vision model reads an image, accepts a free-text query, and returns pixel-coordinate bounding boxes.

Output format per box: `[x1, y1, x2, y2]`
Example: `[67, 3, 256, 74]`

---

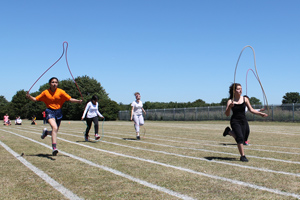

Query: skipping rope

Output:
[27, 41, 83, 100]
[233, 45, 269, 114]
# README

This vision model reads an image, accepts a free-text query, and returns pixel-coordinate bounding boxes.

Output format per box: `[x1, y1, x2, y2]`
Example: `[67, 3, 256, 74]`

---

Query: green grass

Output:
[1, 120, 300, 199]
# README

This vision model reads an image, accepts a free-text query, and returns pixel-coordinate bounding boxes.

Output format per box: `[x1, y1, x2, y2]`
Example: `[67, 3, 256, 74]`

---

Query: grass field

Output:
[1, 120, 300, 199]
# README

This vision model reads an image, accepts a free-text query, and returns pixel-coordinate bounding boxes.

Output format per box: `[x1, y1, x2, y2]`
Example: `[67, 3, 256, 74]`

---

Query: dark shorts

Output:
[46, 108, 63, 127]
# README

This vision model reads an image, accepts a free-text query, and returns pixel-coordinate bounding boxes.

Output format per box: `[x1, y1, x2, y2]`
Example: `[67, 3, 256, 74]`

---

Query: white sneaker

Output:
[41, 128, 47, 139]
[95, 134, 101, 140]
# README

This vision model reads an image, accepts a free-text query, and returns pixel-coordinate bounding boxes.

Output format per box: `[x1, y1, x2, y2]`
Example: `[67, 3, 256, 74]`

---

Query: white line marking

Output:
[0, 140, 83, 200]
[1, 129, 196, 200]
[4, 128, 300, 199]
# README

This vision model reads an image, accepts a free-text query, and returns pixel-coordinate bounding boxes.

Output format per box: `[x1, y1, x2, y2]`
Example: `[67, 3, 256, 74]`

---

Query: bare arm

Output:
[225, 99, 233, 116]
[130, 106, 134, 120]
[26, 93, 37, 102]
[245, 98, 268, 117]
[69, 98, 82, 104]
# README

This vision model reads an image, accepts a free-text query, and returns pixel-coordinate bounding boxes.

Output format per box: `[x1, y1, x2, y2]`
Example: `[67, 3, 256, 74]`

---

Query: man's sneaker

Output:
[95, 134, 101, 140]
[41, 128, 47, 139]
[223, 127, 230, 137]
[136, 136, 140, 140]
[52, 149, 58, 156]
[244, 141, 250, 145]
[240, 155, 248, 162]
[85, 135, 89, 142]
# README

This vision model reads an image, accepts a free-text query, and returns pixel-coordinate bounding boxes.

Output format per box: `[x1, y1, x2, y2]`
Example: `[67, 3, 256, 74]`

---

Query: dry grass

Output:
[0, 120, 300, 199]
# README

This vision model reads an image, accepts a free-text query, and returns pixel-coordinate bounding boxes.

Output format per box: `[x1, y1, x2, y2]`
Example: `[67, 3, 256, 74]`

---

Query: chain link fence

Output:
[119, 104, 300, 122]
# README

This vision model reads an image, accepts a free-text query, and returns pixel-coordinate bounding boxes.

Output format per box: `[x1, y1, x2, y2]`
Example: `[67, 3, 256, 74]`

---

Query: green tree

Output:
[191, 99, 207, 107]
[23, 76, 119, 120]
[248, 97, 262, 105]
[0, 96, 9, 118]
[282, 92, 300, 104]
[220, 98, 228, 106]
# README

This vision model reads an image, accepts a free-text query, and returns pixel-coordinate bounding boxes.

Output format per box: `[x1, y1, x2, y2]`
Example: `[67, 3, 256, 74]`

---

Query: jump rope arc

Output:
[246, 68, 266, 106]
[27, 41, 83, 100]
[27, 41, 105, 139]
[233, 45, 269, 114]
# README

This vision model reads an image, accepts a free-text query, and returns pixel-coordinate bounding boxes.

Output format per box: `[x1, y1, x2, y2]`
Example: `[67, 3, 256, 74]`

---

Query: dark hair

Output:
[91, 95, 98, 101]
[229, 83, 241, 99]
[49, 77, 59, 84]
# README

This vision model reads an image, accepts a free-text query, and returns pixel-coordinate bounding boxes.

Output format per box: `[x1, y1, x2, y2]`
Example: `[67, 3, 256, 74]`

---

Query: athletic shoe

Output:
[136, 136, 140, 140]
[244, 141, 250, 145]
[95, 134, 101, 140]
[41, 128, 47, 139]
[52, 149, 58, 156]
[85, 135, 89, 142]
[223, 127, 230, 137]
[240, 155, 248, 162]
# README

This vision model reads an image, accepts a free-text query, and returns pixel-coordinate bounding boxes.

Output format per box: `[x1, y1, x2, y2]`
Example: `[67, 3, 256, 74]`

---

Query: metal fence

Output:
[118, 104, 300, 122]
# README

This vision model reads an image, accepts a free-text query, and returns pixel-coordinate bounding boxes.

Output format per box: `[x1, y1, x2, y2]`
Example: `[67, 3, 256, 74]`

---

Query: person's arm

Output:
[97, 110, 104, 118]
[142, 108, 146, 115]
[69, 98, 82, 104]
[245, 98, 268, 117]
[130, 106, 134, 121]
[26, 93, 37, 102]
[225, 99, 234, 116]
[81, 103, 90, 120]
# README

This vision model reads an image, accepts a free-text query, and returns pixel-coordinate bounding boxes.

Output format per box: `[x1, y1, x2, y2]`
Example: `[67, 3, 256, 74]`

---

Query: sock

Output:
[52, 143, 57, 150]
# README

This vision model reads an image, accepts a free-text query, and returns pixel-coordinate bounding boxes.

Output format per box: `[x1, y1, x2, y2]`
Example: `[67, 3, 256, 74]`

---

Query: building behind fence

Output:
[118, 104, 300, 122]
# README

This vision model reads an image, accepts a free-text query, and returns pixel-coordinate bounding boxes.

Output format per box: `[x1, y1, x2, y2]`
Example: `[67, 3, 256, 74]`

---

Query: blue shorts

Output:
[45, 108, 63, 127]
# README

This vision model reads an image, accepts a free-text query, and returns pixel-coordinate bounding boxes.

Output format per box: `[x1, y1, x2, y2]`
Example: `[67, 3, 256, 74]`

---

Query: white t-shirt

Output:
[82, 102, 103, 119]
[131, 100, 143, 115]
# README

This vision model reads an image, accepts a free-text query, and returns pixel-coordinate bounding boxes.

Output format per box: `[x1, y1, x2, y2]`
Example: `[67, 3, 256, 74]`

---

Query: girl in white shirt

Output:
[81, 95, 104, 141]
[131, 92, 146, 140]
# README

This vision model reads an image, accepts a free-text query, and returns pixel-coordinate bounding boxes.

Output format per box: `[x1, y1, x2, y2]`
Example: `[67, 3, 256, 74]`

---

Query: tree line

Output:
[0, 76, 119, 121]
[1, 75, 299, 121]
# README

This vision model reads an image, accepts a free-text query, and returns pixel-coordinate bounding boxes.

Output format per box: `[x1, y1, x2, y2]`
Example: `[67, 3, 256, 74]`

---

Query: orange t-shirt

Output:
[36, 88, 71, 110]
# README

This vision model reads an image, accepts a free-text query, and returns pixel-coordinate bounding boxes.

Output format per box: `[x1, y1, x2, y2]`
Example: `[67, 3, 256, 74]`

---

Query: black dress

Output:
[230, 97, 248, 144]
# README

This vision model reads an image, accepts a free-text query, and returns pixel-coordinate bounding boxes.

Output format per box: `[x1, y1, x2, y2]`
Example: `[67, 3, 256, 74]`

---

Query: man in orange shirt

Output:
[27, 77, 82, 156]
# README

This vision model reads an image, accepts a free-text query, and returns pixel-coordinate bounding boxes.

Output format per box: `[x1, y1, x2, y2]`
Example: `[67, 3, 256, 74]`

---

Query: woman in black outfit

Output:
[223, 83, 267, 162]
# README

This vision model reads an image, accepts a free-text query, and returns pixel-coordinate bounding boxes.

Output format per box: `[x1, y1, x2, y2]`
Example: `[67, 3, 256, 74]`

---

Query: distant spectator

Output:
[15, 116, 22, 125]
[31, 115, 37, 125]
[42, 110, 46, 124]
[3, 114, 11, 126]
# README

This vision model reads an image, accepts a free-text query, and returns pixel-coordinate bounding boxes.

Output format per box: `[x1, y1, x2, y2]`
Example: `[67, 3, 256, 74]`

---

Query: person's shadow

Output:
[220, 143, 237, 146]
[122, 138, 139, 141]
[76, 140, 97, 143]
[20, 153, 68, 160]
[204, 156, 237, 161]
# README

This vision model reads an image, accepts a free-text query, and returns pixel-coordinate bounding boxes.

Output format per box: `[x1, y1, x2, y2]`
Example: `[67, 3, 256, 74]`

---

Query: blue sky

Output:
[1, 1, 299, 105]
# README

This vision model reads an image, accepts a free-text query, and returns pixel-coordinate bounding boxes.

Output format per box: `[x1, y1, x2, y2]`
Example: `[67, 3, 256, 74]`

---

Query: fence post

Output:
[208, 106, 210, 120]
[293, 103, 295, 122]
[271, 105, 274, 121]
[173, 108, 175, 120]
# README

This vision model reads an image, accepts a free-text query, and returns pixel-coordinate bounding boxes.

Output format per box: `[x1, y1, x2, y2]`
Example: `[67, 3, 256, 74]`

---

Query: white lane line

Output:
[10, 127, 300, 177]
[1, 129, 196, 200]
[57, 137, 300, 199]
[5, 128, 300, 199]
[0, 140, 83, 200]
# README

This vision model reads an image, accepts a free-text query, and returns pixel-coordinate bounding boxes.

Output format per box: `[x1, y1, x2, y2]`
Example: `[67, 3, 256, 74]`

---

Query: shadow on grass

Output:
[204, 156, 237, 161]
[76, 140, 97, 143]
[122, 138, 139, 141]
[21, 153, 68, 160]
[220, 143, 237, 146]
